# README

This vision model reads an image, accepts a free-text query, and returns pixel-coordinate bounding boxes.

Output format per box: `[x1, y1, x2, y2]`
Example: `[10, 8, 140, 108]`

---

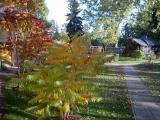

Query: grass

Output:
[115, 56, 160, 65]
[117, 57, 147, 64]
[4, 89, 38, 120]
[78, 65, 133, 120]
[2, 74, 38, 120]
[134, 63, 160, 101]
[105, 54, 148, 64]
[3, 65, 133, 120]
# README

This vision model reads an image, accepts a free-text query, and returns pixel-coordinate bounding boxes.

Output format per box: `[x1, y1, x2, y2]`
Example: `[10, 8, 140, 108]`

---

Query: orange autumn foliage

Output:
[0, 3, 53, 63]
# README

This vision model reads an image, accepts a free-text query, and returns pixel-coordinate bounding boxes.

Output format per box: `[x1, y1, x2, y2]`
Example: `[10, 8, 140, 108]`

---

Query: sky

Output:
[45, 0, 69, 27]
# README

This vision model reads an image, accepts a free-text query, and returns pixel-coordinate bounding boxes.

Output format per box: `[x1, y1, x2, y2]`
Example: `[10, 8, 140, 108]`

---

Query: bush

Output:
[10, 35, 105, 119]
[131, 50, 145, 59]
[106, 54, 117, 63]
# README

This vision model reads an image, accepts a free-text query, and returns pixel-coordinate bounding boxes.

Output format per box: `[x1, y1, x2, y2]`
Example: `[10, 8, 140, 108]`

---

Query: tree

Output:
[134, 0, 160, 39]
[120, 22, 138, 46]
[35, 2, 49, 20]
[79, 0, 140, 45]
[66, 0, 84, 38]
[0, 0, 48, 16]
[12, 35, 105, 120]
[120, 0, 160, 43]
[48, 20, 60, 40]
[0, 1, 52, 66]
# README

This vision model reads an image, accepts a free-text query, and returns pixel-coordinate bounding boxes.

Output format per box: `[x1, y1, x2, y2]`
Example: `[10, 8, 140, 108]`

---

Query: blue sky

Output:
[45, 0, 69, 27]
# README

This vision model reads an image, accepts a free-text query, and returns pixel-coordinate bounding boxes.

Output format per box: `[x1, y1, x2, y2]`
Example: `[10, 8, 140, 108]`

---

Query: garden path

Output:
[124, 65, 160, 120]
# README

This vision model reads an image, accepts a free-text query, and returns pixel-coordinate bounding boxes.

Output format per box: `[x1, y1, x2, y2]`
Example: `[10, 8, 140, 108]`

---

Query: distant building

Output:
[90, 46, 104, 52]
[125, 37, 160, 56]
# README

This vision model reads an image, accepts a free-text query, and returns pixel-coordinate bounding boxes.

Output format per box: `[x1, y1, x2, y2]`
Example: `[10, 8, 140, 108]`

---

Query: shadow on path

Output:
[124, 65, 160, 120]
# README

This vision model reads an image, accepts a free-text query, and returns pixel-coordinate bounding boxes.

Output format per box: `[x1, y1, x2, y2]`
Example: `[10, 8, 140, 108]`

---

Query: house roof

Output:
[131, 37, 160, 47]
[132, 38, 148, 46]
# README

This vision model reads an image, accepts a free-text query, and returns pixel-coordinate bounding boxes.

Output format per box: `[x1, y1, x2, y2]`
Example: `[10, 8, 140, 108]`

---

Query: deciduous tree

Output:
[79, 0, 140, 45]
[12, 35, 105, 119]
[0, 1, 52, 66]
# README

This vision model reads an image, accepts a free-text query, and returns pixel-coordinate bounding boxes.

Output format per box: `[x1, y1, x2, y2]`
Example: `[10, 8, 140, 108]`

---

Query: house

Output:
[124, 37, 160, 56]
[0, 5, 14, 66]
[0, 30, 11, 67]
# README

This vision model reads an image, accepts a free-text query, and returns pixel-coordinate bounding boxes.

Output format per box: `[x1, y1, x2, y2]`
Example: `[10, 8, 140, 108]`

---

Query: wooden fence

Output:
[105, 47, 125, 54]
[90, 46, 125, 54]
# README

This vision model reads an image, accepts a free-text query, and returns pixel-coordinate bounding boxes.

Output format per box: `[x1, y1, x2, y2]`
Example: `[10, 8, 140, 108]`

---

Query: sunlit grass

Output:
[4, 65, 133, 120]
[117, 57, 160, 65]
[78, 66, 133, 120]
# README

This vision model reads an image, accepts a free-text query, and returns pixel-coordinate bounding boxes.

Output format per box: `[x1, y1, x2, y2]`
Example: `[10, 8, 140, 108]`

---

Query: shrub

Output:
[106, 54, 119, 63]
[10, 35, 105, 120]
[106, 55, 115, 63]
[131, 50, 145, 59]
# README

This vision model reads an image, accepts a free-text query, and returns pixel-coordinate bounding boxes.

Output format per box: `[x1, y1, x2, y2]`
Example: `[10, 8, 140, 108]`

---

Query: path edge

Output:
[124, 65, 136, 120]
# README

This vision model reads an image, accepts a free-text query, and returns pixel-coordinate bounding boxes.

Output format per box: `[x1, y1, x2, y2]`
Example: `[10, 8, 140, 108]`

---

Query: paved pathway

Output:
[124, 65, 160, 120]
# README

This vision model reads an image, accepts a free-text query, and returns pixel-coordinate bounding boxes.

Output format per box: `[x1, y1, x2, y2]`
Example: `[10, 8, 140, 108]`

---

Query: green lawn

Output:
[117, 57, 147, 64]
[4, 65, 133, 120]
[116, 56, 160, 65]
[78, 65, 133, 120]
[134, 63, 160, 101]
[4, 89, 38, 120]
[105, 54, 148, 65]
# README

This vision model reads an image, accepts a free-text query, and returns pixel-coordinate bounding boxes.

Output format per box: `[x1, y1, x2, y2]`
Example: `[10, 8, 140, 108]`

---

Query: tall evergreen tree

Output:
[66, 0, 84, 38]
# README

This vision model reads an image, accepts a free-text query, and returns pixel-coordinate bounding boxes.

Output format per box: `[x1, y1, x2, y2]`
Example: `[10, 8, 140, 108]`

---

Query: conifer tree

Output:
[66, 0, 84, 38]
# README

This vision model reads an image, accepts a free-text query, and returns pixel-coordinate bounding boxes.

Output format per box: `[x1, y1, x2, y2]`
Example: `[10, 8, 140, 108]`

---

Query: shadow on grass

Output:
[78, 97, 131, 120]
[3, 65, 133, 120]
[78, 65, 133, 120]
[3, 89, 39, 119]
[5, 90, 32, 109]
[134, 63, 160, 101]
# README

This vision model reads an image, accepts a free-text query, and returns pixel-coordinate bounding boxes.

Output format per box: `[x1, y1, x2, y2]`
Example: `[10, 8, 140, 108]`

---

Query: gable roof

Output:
[131, 37, 160, 47]
[132, 38, 148, 46]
